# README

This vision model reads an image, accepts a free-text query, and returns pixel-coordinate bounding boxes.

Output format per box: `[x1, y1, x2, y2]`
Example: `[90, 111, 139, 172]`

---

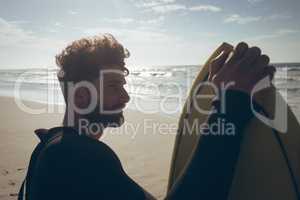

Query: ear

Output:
[74, 86, 91, 109]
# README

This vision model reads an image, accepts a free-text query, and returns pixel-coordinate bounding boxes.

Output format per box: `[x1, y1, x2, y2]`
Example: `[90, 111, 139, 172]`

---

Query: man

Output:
[19, 34, 275, 200]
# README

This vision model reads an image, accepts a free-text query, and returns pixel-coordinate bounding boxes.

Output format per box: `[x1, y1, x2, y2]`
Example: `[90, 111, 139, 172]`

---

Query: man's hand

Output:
[208, 42, 276, 95]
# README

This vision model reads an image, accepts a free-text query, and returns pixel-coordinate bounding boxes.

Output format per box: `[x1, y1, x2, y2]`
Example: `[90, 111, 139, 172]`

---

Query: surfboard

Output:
[167, 43, 300, 200]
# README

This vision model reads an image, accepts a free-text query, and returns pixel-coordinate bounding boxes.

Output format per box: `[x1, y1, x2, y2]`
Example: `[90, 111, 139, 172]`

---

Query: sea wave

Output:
[0, 64, 299, 107]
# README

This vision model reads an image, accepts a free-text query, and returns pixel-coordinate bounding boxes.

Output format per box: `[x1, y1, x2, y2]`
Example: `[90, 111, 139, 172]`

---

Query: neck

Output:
[62, 111, 103, 140]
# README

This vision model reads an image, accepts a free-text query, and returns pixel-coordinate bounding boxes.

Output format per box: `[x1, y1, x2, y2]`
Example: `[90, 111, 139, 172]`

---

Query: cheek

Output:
[101, 92, 120, 109]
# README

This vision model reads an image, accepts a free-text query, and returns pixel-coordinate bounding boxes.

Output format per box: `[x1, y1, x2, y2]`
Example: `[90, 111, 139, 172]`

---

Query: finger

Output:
[256, 65, 276, 82]
[240, 46, 262, 66]
[227, 42, 249, 64]
[212, 51, 231, 70]
[254, 54, 270, 67]
[251, 54, 270, 74]
[264, 65, 276, 80]
[209, 51, 231, 81]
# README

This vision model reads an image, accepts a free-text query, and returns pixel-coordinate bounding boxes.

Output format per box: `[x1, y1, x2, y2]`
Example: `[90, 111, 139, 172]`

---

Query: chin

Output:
[84, 109, 124, 128]
[106, 113, 125, 128]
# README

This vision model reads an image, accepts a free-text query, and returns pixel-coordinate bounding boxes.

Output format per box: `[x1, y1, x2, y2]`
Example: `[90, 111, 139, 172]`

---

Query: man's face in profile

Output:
[84, 65, 130, 128]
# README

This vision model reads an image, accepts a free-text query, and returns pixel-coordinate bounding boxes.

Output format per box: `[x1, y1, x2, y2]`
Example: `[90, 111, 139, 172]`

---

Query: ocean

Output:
[0, 63, 300, 199]
[0, 63, 300, 120]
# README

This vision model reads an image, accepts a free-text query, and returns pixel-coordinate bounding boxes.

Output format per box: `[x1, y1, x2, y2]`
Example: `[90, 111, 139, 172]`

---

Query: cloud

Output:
[248, 0, 263, 4]
[264, 14, 292, 21]
[101, 16, 165, 27]
[199, 32, 219, 38]
[43, 22, 64, 33]
[133, 0, 222, 14]
[150, 4, 186, 13]
[54, 22, 64, 28]
[103, 18, 135, 24]
[82, 25, 189, 66]
[139, 16, 165, 25]
[224, 13, 293, 25]
[189, 5, 222, 12]
[0, 17, 35, 46]
[224, 14, 261, 24]
[277, 29, 299, 35]
[133, 0, 176, 8]
[9, 20, 30, 25]
[0, 17, 65, 49]
[68, 10, 78, 15]
[246, 29, 299, 41]
[83, 26, 172, 43]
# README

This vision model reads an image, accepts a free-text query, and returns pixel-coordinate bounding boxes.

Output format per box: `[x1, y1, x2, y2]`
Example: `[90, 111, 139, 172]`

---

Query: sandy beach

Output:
[0, 96, 177, 200]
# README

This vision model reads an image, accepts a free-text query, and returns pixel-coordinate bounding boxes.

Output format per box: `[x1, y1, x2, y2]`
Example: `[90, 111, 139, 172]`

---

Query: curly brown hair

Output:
[56, 34, 129, 81]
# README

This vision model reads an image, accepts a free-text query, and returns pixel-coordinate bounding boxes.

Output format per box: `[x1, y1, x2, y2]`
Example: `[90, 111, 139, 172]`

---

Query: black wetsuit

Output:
[19, 90, 253, 200]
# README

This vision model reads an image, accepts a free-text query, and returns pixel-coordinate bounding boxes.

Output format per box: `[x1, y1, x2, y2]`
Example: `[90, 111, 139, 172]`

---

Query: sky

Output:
[0, 0, 299, 69]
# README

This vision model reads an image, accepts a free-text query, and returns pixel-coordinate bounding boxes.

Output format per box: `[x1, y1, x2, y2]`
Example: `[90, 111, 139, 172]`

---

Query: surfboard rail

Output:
[167, 43, 300, 200]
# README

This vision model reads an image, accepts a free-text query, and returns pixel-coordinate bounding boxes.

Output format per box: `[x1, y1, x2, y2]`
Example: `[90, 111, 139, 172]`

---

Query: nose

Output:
[120, 88, 130, 104]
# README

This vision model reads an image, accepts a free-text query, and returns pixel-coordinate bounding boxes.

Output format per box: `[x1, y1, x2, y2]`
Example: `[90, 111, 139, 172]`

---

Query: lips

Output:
[111, 104, 126, 111]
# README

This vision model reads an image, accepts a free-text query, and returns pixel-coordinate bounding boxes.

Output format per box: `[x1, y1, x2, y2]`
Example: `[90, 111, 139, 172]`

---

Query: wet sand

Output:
[0, 96, 177, 199]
